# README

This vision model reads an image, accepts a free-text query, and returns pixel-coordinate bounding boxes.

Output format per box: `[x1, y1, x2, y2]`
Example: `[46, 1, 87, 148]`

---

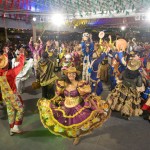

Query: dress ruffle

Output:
[37, 96, 111, 138]
[107, 83, 143, 117]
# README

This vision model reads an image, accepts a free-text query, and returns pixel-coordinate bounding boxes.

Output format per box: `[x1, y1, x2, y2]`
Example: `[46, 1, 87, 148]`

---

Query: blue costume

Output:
[117, 52, 126, 73]
[81, 41, 94, 62]
[90, 52, 107, 95]
[141, 86, 150, 100]
[109, 66, 117, 91]
[81, 41, 94, 82]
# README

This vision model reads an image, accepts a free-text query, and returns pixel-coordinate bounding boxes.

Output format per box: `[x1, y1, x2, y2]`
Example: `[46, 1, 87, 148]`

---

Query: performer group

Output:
[0, 31, 150, 145]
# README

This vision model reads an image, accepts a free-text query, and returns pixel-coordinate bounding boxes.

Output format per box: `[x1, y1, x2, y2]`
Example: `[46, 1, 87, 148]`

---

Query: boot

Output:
[10, 125, 22, 136]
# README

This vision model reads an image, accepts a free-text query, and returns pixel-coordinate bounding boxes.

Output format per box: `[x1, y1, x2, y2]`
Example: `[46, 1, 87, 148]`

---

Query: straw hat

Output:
[64, 66, 80, 75]
[127, 59, 141, 71]
[0, 55, 8, 69]
[130, 51, 135, 55]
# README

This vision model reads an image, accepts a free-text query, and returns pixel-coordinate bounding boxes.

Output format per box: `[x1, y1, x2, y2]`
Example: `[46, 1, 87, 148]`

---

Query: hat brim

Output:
[127, 60, 141, 71]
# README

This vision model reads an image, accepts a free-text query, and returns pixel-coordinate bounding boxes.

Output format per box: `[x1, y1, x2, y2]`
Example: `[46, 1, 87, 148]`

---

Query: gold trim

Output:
[37, 98, 110, 127]
[37, 99, 111, 138]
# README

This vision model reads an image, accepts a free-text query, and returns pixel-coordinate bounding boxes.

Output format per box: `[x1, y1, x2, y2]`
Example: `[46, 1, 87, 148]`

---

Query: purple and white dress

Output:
[37, 80, 111, 138]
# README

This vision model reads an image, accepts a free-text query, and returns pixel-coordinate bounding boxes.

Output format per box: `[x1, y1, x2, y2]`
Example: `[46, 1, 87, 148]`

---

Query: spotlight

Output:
[32, 17, 36, 22]
[145, 9, 150, 21]
[121, 26, 126, 31]
[51, 14, 65, 27]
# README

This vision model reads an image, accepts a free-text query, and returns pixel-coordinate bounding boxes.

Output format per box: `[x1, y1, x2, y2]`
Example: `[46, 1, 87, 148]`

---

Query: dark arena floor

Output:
[0, 75, 150, 150]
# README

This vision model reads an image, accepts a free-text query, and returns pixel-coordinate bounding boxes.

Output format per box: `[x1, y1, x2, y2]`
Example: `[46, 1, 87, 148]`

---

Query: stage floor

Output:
[0, 75, 150, 150]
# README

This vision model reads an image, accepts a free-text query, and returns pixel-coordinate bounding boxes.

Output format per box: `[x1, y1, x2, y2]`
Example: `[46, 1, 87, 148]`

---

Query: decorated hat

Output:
[0, 55, 8, 69]
[64, 66, 80, 75]
[127, 59, 141, 71]
[130, 51, 135, 55]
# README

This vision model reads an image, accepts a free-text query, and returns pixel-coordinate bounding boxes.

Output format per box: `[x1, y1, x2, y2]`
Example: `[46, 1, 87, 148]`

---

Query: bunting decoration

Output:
[0, 0, 149, 17]
[0, 0, 150, 24]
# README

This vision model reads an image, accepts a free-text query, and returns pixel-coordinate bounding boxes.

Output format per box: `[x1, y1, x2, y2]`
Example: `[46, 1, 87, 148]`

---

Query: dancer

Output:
[90, 43, 109, 96]
[37, 66, 111, 145]
[0, 47, 25, 135]
[12, 50, 33, 94]
[107, 59, 144, 120]
[29, 36, 43, 76]
[81, 33, 94, 82]
[36, 52, 58, 99]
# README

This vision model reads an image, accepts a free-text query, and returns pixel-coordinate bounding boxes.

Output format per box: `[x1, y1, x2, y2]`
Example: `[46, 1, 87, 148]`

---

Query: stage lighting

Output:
[121, 26, 126, 31]
[145, 9, 150, 21]
[32, 17, 36, 22]
[51, 14, 65, 27]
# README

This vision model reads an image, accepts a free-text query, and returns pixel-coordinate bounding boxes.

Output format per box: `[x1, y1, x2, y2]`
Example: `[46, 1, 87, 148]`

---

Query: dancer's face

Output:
[3, 47, 9, 53]
[67, 72, 76, 81]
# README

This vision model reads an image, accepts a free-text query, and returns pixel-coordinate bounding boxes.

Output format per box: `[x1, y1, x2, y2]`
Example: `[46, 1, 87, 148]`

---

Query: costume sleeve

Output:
[37, 41, 43, 53]
[77, 80, 91, 99]
[11, 58, 15, 68]
[92, 52, 107, 69]
[141, 87, 149, 100]
[81, 41, 86, 56]
[117, 52, 127, 66]
[29, 42, 35, 53]
[55, 80, 65, 96]
[20, 59, 33, 78]
[7, 54, 25, 78]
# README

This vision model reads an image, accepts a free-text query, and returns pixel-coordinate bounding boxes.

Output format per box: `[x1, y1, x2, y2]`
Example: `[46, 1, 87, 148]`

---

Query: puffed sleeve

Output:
[55, 80, 65, 96]
[77, 80, 91, 98]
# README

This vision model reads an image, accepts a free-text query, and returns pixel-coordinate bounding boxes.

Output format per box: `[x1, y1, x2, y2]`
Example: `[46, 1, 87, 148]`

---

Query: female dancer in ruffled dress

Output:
[37, 66, 111, 145]
[107, 59, 144, 120]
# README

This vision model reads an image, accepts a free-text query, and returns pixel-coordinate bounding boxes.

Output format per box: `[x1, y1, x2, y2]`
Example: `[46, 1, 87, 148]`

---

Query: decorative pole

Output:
[3, 14, 8, 43]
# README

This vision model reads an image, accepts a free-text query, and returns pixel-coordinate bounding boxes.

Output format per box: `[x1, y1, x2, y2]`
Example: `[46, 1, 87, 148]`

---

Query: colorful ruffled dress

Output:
[107, 69, 143, 117]
[37, 80, 111, 138]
